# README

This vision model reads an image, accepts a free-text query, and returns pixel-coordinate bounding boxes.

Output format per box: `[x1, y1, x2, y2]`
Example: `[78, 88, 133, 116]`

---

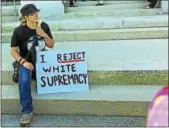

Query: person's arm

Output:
[10, 29, 34, 70]
[36, 23, 54, 48]
[11, 29, 23, 63]
[10, 47, 34, 70]
[43, 33, 54, 48]
[10, 47, 23, 62]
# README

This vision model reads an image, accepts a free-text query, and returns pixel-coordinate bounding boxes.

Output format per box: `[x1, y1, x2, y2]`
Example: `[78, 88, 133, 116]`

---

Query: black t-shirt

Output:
[11, 22, 53, 60]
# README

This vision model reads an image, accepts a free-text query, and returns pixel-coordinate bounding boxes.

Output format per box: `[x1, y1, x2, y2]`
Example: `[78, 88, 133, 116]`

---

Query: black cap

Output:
[20, 4, 40, 16]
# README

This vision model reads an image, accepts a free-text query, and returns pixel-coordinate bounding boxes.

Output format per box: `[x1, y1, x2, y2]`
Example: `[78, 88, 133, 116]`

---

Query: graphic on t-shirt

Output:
[27, 35, 46, 52]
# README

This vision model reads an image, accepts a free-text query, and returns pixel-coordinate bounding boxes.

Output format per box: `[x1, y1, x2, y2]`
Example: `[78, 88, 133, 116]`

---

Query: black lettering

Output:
[40, 55, 46, 63]
[69, 53, 73, 60]
[73, 52, 77, 59]
[67, 74, 75, 84]
[54, 76, 58, 86]
[81, 52, 85, 59]
[47, 76, 54, 86]
[72, 64, 76, 72]
[83, 74, 88, 84]
[57, 54, 62, 61]
[41, 76, 46, 87]
[62, 75, 68, 85]
[58, 75, 64, 85]
[43, 67, 51, 73]
[65, 64, 71, 72]
[77, 74, 81, 83]
[78, 74, 84, 84]
[73, 74, 79, 84]
[60, 65, 65, 72]
[53, 66, 59, 73]
[77, 52, 81, 59]
[63, 53, 67, 61]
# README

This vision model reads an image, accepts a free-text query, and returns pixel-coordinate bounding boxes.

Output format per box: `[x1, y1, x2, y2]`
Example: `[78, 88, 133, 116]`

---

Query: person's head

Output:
[20, 4, 40, 25]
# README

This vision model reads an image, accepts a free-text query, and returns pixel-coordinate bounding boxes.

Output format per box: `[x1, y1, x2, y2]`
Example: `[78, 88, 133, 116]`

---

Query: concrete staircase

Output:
[1, 0, 168, 119]
[1, 1, 162, 23]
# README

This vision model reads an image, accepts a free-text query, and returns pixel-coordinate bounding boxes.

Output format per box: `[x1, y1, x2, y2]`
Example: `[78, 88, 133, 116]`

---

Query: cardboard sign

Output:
[36, 50, 89, 94]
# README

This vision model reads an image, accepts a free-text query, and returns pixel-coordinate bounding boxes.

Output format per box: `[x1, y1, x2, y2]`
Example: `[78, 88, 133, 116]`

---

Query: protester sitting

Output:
[10, 4, 54, 127]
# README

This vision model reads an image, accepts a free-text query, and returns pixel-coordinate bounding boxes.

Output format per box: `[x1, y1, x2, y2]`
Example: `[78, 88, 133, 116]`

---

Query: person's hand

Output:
[23, 61, 34, 70]
[36, 27, 48, 38]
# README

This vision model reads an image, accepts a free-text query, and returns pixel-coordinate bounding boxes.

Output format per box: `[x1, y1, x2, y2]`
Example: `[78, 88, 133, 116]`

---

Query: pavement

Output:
[1, 115, 146, 127]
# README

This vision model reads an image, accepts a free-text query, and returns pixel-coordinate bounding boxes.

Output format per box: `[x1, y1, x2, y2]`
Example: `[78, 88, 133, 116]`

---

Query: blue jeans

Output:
[19, 66, 33, 114]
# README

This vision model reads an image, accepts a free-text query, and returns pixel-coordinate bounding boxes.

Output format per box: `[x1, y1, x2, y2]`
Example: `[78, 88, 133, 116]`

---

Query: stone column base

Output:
[161, 0, 168, 13]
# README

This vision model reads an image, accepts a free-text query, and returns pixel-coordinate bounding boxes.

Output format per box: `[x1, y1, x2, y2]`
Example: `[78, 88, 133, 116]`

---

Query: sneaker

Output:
[145, 5, 151, 9]
[20, 113, 33, 127]
[96, 0, 104, 6]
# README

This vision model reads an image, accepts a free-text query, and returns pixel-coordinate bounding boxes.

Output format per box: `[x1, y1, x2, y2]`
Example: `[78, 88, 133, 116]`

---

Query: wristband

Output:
[21, 60, 26, 65]
[18, 58, 23, 65]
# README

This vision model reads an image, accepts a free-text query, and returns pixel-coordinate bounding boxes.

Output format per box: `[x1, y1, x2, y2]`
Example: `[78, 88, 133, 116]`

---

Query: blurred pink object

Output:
[146, 85, 168, 127]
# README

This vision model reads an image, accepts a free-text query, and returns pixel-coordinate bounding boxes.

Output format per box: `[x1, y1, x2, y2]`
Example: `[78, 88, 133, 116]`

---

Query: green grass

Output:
[88, 70, 168, 85]
[2, 70, 168, 85]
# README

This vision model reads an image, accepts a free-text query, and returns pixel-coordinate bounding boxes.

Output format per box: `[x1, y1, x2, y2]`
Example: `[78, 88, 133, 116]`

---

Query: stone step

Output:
[2, 5, 20, 16]
[2, 27, 168, 43]
[76, 1, 146, 6]
[2, 15, 168, 33]
[2, 3, 145, 16]
[1, 1, 160, 16]
[64, 8, 162, 18]
[2, 39, 168, 85]
[1, 84, 163, 116]
[3, 39, 168, 71]
[66, 2, 160, 13]
[2, 115, 146, 127]
[2, 15, 19, 23]
[1, 8, 162, 23]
